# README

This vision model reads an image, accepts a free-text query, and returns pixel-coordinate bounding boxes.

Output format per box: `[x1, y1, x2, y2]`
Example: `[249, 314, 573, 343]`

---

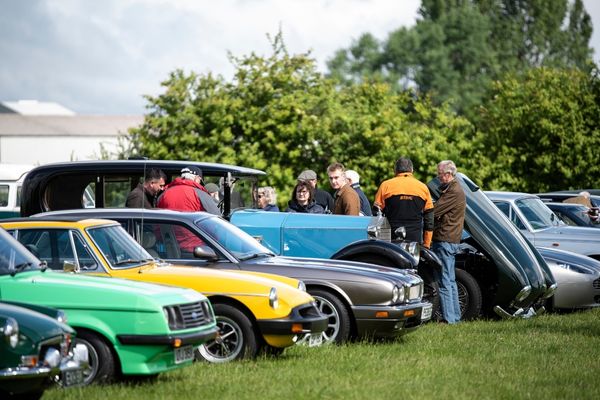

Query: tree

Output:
[127, 33, 477, 207]
[477, 67, 600, 192]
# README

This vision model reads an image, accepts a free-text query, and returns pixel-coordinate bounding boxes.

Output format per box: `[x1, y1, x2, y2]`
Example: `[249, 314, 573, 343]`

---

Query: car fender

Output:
[331, 240, 417, 269]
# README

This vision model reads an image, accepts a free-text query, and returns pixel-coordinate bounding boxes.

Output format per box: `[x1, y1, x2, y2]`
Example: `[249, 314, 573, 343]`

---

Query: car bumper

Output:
[117, 326, 218, 346]
[352, 301, 432, 338]
[256, 302, 328, 347]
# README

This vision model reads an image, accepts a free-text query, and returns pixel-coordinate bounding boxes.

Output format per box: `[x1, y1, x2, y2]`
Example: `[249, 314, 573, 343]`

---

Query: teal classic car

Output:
[0, 228, 217, 385]
[0, 301, 88, 398]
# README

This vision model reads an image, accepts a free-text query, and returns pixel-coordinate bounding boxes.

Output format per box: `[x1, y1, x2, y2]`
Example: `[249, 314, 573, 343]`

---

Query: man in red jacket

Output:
[157, 166, 220, 214]
[157, 166, 220, 255]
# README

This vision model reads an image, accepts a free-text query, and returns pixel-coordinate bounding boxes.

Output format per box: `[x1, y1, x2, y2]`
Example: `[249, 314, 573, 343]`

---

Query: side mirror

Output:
[193, 246, 219, 261]
[63, 260, 80, 273]
[394, 226, 407, 240]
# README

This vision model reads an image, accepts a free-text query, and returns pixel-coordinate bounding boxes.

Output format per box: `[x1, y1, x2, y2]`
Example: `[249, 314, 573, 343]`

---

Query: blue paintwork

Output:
[230, 209, 373, 258]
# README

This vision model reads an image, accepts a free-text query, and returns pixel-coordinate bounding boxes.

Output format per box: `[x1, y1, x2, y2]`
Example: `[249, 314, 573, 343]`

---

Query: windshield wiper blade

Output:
[11, 262, 32, 276]
[113, 258, 148, 266]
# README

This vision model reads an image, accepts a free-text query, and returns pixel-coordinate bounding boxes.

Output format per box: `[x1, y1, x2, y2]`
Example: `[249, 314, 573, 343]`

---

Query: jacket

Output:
[314, 188, 334, 212]
[432, 179, 466, 244]
[157, 178, 208, 212]
[333, 184, 361, 216]
[125, 183, 155, 208]
[351, 183, 372, 216]
[286, 200, 325, 214]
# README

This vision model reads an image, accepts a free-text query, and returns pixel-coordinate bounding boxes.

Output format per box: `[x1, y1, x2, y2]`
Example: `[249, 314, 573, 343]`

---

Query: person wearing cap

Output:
[205, 182, 221, 205]
[157, 166, 221, 215]
[345, 169, 372, 216]
[125, 168, 166, 208]
[327, 162, 360, 216]
[297, 169, 334, 212]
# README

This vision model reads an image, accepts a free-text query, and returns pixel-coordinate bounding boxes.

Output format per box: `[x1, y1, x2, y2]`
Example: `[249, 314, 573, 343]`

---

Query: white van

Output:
[0, 164, 34, 218]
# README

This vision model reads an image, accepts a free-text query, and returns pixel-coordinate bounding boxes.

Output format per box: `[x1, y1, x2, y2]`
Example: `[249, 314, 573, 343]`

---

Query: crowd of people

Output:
[126, 158, 466, 325]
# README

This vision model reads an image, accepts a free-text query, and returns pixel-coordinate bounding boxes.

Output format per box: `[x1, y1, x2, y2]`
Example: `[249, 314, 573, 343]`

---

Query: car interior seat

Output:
[141, 231, 160, 259]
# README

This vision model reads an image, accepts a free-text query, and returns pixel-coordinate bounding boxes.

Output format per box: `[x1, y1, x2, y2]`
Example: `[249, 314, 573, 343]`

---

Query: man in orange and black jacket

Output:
[374, 157, 434, 247]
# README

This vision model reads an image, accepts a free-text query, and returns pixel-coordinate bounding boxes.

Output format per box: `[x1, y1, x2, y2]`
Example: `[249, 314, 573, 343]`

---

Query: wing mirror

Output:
[63, 260, 80, 273]
[193, 246, 219, 261]
[394, 226, 407, 240]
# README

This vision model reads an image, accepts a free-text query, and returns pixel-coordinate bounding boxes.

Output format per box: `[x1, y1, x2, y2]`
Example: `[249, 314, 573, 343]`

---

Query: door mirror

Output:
[193, 246, 219, 261]
[63, 260, 80, 273]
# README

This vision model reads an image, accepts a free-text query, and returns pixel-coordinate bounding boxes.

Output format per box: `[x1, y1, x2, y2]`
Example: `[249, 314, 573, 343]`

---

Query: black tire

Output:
[456, 268, 482, 320]
[196, 303, 259, 363]
[309, 289, 351, 344]
[74, 330, 116, 385]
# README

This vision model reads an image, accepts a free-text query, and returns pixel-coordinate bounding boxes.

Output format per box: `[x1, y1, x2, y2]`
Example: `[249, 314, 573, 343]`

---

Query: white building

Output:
[0, 101, 142, 165]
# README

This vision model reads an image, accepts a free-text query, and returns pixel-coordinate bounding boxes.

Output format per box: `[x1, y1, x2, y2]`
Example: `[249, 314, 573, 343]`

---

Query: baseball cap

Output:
[181, 166, 202, 177]
[297, 169, 317, 181]
[205, 183, 219, 193]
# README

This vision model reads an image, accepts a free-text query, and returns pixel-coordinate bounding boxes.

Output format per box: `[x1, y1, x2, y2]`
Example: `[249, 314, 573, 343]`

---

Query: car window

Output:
[0, 185, 9, 207]
[86, 224, 152, 268]
[15, 229, 75, 270]
[494, 201, 526, 230]
[72, 231, 100, 271]
[196, 216, 273, 259]
[134, 221, 213, 260]
[514, 198, 555, 230]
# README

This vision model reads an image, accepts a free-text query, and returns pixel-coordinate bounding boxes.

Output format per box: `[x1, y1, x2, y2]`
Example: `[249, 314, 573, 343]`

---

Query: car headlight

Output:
[163, 306, 184, 330]
[392, 285, 405, 304]
[2, 317, 19, 348]
[56, 310, 68, 325]
[297, 280, 306, 292]
[399, 241, 420, 264]
[516, 285, 532, 302]
[555, 261, 594, 275]
[269, 287, 279, 309]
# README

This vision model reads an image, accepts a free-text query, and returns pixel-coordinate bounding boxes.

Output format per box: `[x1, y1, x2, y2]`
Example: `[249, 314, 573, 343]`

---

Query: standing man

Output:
[373, 157, 434, 246]
[431, 160, 466, 324]
[157, 166, 220, 215]
[297, 169, 334, 213]
[327, 162, 360, 216]
[125, 168, 166, 208]
[345, 169, 372, 216]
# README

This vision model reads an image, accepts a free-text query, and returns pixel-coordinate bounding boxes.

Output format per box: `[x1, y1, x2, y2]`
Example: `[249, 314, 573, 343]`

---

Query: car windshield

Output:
[195, 217, 274, 260]
[86, 225, 153, 269]
[0, 228, 42, 275]
[514, 198, 557, 229]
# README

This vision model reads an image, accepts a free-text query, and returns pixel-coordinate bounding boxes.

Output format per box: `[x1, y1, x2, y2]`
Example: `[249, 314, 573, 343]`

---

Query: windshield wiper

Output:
[113, 258, 151, 266]
[239, 252, 274, 261]
[10, 262, 32, 276]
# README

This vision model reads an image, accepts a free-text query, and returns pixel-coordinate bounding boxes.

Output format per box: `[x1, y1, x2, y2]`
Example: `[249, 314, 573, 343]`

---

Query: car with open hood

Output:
[32, 208, 432, 344]
[486, 191, 600, 260]
[0, 218, 326, 363]
[0, 300, 88, 398]
[0, 227, 217, 385]
[19, 160, 555, 319]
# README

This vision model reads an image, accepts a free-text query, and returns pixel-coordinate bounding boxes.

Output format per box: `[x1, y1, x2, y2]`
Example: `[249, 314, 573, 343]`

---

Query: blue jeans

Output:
[431, 241, 461, 324]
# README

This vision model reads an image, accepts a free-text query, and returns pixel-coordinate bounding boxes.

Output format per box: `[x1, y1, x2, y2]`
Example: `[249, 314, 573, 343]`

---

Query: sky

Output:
[1, 0, 599, 115]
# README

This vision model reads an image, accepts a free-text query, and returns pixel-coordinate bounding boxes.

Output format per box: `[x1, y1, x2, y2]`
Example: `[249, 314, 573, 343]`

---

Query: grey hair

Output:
[258, 186, 277, 204]
[345, 169, 360, 184]
[438, 160, 457, 176]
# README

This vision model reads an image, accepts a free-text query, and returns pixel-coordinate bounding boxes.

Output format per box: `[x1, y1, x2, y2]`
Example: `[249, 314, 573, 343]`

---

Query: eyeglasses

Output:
[296, 190, 309, 195]
[257, 194, 264, 198]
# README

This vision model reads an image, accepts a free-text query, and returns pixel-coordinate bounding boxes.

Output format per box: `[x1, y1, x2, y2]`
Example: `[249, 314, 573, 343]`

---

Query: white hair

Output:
[258, 186, 277, 204]
[345, 169, 360, 184]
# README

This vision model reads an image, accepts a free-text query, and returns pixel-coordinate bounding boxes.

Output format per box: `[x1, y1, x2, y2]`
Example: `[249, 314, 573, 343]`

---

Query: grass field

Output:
[44, 308, 600, 399]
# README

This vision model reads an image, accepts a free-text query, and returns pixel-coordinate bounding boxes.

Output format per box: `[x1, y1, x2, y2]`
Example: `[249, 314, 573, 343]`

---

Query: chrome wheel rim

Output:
[198, 316, 243, 363]
[74, 338, 98, 385]
[303, 295, 339, 345]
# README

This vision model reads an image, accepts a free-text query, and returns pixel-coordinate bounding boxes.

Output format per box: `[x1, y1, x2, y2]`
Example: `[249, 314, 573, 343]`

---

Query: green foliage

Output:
[477, 67, 600, 191]
[128, 33, 475, 207]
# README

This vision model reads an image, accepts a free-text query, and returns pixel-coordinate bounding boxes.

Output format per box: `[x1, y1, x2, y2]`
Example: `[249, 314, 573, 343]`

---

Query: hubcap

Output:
[74, 338, 98, 385]
[299, 295, 339, 345]
[198, 316, 243, 363]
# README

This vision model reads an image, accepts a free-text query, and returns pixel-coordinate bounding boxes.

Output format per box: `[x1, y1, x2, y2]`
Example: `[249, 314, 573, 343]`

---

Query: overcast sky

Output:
[1, 0, 599, 115]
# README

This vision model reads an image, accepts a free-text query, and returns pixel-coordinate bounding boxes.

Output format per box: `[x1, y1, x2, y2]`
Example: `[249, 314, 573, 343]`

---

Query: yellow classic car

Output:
[0, 218, 327, 363]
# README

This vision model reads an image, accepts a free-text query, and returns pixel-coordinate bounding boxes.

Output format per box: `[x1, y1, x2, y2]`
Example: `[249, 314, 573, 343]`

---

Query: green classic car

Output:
[0, 228, 218, 385]
[0, 301, 88, 398]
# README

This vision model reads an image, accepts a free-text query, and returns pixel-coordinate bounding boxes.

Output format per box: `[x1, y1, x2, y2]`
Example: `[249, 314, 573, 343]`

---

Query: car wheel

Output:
[74, 331, 116, 385]
[308, 289, 351, 344]
[456, 268, 482, 320]
[197, 304, 258, 363]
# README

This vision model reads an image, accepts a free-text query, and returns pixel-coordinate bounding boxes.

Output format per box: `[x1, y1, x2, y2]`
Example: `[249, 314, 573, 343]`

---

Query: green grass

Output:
[44, 309, 600, 399]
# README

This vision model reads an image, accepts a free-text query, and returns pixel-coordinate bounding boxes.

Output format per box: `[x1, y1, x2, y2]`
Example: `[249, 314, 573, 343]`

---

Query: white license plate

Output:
[174, 345, 194, 364]
[308, 333, 323, 347]
[62, 369, 84, 386]
[421, 303, 433, 321]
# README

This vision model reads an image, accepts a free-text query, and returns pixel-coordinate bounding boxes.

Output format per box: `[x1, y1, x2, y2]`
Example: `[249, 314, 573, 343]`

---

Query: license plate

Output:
[62, 369, 84, 386]
[421, 303, 433, 321]
[174, 345, 194, 364]
[308, 333, 323, 347]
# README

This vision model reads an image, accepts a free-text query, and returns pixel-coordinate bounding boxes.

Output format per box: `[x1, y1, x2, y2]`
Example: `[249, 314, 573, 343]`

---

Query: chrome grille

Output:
[593, 278, 600, 290]
[167, 301, 213, 330]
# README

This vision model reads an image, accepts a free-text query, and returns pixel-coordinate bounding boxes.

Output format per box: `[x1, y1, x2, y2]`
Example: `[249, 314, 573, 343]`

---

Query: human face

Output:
[257, 192, 268, 208]
[146, 178, 165, 196]
[437, 168, 453, 184]
[328, 169, 346, 190]
[296, 187, 310, 205]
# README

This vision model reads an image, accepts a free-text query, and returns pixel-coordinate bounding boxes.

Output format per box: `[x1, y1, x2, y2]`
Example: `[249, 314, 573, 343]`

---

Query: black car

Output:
[31, 208, 432, 344]
[544, 202, 600, 228]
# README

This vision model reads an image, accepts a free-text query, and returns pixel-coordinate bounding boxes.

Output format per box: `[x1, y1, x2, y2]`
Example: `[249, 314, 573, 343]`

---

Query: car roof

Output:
[33, 208, 215, 222]
[24, 159, 267, 178]
[0, 216, 119, 228]
[484, 191, 539, 201]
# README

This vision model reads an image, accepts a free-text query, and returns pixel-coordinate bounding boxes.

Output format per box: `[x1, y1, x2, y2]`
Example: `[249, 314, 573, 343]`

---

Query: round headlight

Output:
[297, 280, 306, 292]
[3, 317, 19, 348]
[392, 285, 405, 304]
[44, 347, 61, 368]
[56, 310, 68, 325]
[269, 287, 279, 309]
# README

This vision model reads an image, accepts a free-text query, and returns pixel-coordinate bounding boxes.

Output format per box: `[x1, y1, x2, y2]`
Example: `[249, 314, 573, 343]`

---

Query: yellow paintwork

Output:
[1, 219, 315, 348]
